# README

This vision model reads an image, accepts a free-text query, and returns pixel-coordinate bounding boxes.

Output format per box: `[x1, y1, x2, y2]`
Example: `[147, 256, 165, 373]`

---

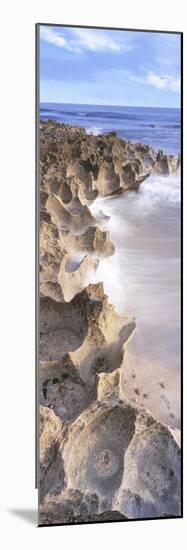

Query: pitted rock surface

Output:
[39, 120, 181, 524]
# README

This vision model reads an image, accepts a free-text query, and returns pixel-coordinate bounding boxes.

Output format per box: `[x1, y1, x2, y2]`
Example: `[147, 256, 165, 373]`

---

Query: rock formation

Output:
[40, 121, 180, 202]
[153, 150, 181, 175]
[40, 396, 181, 521]
[39, 120, 181, 525]
[40, 487, 127, 525]
[59, 226, 115, 257]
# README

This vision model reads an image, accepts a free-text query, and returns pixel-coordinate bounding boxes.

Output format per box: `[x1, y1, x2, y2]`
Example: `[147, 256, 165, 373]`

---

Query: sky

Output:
[40, 26, 181, 108]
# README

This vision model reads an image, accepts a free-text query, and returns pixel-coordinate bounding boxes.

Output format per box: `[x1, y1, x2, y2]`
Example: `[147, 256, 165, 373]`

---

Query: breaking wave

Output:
[90, 174, 180, 323]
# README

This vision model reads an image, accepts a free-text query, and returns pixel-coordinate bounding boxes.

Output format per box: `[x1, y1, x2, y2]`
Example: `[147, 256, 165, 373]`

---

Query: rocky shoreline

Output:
[39, 120, 181, 524]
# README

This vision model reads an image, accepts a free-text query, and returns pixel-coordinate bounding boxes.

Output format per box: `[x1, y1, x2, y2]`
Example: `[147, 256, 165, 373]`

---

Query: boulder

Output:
[61, 396, 181, 518]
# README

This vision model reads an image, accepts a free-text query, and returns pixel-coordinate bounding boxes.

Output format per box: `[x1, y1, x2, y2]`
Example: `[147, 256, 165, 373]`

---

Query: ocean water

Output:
[40, 102, 181, 155]
[90, 173, 181, 429]
[40, 102, 181, 429]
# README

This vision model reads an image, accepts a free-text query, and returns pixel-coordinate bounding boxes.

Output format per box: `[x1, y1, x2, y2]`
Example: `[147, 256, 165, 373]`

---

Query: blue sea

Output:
[40, 103, 181, 156]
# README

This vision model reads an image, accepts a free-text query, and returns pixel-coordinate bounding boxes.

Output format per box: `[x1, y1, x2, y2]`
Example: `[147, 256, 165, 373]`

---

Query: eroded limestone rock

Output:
[153, 150, 181, 175]
[62, 397, 137, 500]
[39, 489, 99, 525]
[40, 355, 90, 422]
[61, 396, 181, 519]
[46, 193, 96, 231]
[40, 284, 135, 380]
[40, 121, 180, 203]
[113, 408, 181, 518]
[39, 120, 181, 525]
[97, 369, 120, 401]
[40, 293, 88, 361]
[40, 281, 64, 302]
[58, 254, 99, 302]
[40, 221, 99, 302]
[40, 406, 65, 501]
[59, 226, 115, 257]
[40, 490, 127, 525]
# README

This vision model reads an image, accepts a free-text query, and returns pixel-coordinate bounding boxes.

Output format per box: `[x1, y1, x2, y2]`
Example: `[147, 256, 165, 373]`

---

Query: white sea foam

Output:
[135, 174, 180, 212]
[93, 173, 181, 432]
[90, 174, 180, 335]
[91, 174, 180, 225]
[86, 127, 103, 136]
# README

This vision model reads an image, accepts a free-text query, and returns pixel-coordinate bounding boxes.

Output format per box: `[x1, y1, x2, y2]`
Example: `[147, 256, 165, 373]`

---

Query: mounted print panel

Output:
[36, 24, 182, 526]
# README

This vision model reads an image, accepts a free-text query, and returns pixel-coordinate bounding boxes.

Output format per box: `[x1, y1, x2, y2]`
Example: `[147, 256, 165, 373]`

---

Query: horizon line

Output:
[40, 101, 180, 110]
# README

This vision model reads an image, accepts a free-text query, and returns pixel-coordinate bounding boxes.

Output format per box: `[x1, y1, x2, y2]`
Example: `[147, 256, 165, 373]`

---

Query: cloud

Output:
[130, 71, 180, 93]
[71, 28, 132, 52]
[146, 72, 180, 92]
[40, 25, 135, 53]
[40, 27, 67, 48]
[40, 27, 81, 52]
